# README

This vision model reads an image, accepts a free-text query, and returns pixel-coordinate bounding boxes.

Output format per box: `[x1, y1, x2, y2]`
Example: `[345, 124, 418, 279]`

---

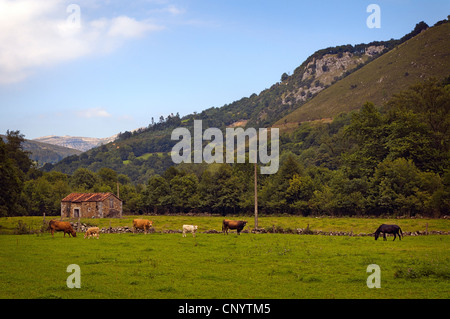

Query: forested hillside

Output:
[0, 135, 81, 165]
[1, 19, 449, 218]
[44, 19, 448, 182]
[2, 78, 448, 217]
[276, 20, 450, 126]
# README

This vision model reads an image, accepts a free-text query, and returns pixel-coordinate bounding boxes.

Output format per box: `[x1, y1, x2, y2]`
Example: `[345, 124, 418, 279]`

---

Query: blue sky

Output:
[0, 0, 449, 139]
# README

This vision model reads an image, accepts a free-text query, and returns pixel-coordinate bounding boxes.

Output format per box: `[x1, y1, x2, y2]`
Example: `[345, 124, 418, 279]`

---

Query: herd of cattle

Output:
[48, 219, 248, 239]
[48, 219, 404, 241]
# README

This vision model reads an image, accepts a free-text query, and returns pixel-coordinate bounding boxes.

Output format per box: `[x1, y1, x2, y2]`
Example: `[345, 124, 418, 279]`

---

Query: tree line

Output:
[1, 78, 449, 217]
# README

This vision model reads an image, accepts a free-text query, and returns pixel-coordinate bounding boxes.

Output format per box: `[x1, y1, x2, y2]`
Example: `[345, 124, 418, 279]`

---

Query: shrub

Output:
[14, 220, 32, 235]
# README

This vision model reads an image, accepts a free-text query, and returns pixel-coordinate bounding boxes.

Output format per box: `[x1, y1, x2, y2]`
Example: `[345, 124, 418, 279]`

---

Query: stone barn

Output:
[61, 193, 122, 218]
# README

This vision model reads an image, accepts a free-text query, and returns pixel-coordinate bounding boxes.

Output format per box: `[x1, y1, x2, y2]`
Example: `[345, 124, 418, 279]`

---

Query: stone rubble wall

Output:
[70, 223, 449, 236]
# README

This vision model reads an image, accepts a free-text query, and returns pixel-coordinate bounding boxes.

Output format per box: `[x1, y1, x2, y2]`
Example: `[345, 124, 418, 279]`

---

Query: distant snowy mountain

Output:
[33, 134, 118, 152]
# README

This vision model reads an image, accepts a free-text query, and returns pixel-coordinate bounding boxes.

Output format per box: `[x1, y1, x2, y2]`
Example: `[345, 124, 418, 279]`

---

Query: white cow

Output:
[182, 225, 198, 237]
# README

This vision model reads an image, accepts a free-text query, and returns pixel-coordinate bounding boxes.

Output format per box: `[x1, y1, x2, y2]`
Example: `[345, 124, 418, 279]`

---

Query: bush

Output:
[14, 220, 32, 235]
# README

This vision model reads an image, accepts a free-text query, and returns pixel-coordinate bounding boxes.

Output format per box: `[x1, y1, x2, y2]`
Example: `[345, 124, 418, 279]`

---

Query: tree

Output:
[343, 102, 389, 177]
[385, 108, 435, 171]
[169, 174, 199, 213]
[71, 168, 98, 191]
[0, 138, 23, 216]
[286, 174, 314, 214]
[5, 130, 33, 174]
[97, 167, 118, 191]
[0, 131, 34, 216]
[118, 174, 131, 185]
[278, 153, 303, 181]
[327, 169, 369, 216]
[310, 185, 335, 216]
[369, 158, 442, 216]
[212, 165, 242, 215]
[260, 154, 303, 214]
[22, 172, 71, 216]
[144, 175, 171, 214]
[386, 78, 450, 173]
[198, 164, 242, 215]
[198, 170, 215, 213]
[428, 169, 450, 216]
[117, 183, 140, 214]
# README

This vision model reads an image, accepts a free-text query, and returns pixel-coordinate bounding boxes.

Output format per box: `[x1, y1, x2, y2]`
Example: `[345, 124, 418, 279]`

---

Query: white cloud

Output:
[164, 5, 185, 15]
[76, 107, 112, 119]
[107, 16, 164, 38]
[0, 0, 164, 84]
[148, 4, 185, 16]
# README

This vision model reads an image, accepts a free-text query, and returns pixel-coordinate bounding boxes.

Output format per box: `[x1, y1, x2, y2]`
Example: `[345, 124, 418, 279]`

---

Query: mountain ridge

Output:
[0, 134, 82, 165]
[274, 20, 450, 129]
[33, 134, 118, 152]
[46, 18, 450, 182]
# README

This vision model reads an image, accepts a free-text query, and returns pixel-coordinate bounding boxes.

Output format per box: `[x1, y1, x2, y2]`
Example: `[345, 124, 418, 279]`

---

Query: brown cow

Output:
[133, 219, 153, 234]
[49, 220, 77, 237]
[222, 219, 247, 235]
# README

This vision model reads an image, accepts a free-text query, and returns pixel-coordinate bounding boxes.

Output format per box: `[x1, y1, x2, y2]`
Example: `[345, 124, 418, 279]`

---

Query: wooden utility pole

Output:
[254, 163, 258, 229]
[117, 181, 120, 198]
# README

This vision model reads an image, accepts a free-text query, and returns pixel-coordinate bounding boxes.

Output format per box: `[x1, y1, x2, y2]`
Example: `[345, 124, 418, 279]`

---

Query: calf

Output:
[49, 220, 77, 238]
[222, 219, 247, 235]
[182, 225, 198, 237]
[84, 227, 100, 239]
[133, 219, 153, 234]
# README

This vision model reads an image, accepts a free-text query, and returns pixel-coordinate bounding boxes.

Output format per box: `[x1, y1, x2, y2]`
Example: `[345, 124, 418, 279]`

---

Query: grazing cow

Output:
[374, 224, 403, 241]
[49, 220, 77, 238]
[133, 219, 153, 234]
[182, 225, 198, 237]
[84, 227, 100, 239]
[222, 219, 247, 235]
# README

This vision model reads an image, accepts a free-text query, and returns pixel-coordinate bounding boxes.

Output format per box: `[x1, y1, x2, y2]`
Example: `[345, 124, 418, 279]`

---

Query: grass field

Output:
[1, 216, 449, 299]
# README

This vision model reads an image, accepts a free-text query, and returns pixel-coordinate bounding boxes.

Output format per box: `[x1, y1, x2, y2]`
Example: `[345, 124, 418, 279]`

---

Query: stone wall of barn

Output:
[61, 201, 98, 218]
[61, 202, 71, 218]
[61, 195, 122, 218]
[81, 201, 99, 218]
[100, 196, 123, 218]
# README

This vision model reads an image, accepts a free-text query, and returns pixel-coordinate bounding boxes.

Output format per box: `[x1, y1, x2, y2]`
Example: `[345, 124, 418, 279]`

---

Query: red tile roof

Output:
[61, 192, 121, 202]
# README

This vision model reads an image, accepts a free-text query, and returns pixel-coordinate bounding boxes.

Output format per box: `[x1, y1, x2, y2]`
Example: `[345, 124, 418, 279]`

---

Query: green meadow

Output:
[0, 216, 449, 299]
